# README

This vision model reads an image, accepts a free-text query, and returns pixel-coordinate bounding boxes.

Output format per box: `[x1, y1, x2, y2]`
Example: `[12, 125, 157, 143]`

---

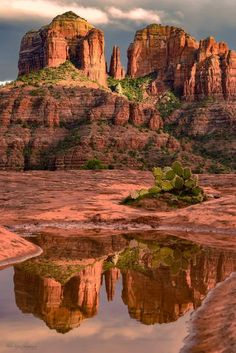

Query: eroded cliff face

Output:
[18, 12, 107, 87]
[127, 24, 236, 101]
[0, 84, 181, 171]
[127, 24, 199, 96]
[1, 14, 235, 171]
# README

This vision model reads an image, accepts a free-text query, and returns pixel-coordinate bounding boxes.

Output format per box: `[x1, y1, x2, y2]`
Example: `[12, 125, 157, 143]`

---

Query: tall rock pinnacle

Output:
[109, 46, 125, 80]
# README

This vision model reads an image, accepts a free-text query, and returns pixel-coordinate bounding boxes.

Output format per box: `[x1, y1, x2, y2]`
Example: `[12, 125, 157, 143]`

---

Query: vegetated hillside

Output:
[0, 11, 235, 172]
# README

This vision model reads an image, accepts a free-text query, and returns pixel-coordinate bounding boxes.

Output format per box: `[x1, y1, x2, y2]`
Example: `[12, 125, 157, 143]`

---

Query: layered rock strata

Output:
[18, 12, 107, 86]
[0, 85, 166, 170]
[127, 24, 236, 100]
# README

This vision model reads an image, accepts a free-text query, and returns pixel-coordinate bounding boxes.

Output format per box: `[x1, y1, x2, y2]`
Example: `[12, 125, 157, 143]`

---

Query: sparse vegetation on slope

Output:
[108, 75, 153, 102]
[157, 91, 181, 119]
[16, 61, 90, 86]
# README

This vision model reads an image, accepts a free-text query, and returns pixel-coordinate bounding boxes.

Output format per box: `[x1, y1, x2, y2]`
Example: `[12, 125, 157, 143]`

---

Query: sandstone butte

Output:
[18, 11, 107, 87]
[127, 24, 236, 100]
[0, 12, 234, 172]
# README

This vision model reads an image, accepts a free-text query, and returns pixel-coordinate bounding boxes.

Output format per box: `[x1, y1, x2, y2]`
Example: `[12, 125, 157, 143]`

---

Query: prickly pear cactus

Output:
[150, 161, 205, 203]
[124, 161, 206, 205]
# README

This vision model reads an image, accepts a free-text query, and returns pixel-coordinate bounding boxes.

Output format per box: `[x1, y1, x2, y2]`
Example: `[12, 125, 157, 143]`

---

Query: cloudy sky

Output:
[1, 0, 236, 81]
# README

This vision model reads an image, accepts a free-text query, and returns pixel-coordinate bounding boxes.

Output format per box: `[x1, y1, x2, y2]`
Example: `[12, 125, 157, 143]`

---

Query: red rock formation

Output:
[127, 24, 199, 95]
[121, 247, 236, 325]
[187, 40, 236, 100]
[0, 85, 166, 170]
[122, 269, 193, 325]
[127, 24, 236, 100]
[109, 46, 125, 80]
[18, 12, 107, 87]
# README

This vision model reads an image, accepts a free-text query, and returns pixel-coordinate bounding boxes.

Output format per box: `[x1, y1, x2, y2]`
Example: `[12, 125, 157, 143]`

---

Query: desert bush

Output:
[124, 161, 206, 205]
[108, 75, 153, 102]
[83, 158, 108, 170]
[157, 91, 181, 119]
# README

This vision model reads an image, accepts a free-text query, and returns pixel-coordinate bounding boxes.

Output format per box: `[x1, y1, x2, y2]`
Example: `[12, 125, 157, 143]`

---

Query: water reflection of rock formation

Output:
[14, 261, 103, 333]
[13, 234, 236, 332]
[13, 232, 126, 333]
[122, 248, 236, 325]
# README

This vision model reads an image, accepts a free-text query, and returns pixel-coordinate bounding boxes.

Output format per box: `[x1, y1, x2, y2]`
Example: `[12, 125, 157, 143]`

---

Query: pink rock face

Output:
[77, 28, 107, 87]
[18, 12, 107, 87]
[127, 24, 236, 100]
[121, 248, 236, 325]
[109, 46, 126, 80]
[127, 24, 199, 95]
[184, 37, 236, 101]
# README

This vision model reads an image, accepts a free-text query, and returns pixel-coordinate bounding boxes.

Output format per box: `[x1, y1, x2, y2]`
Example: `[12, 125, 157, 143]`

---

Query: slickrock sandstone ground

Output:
[0, 170, 235, 351]
[181, 273, 236, 353]
[0, 170, 235, 237]
[0, 226, 41, 267]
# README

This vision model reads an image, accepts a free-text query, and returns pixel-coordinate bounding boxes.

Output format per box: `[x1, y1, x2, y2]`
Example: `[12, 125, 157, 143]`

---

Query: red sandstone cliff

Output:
[0, 84, 169, 170]
[127, 24, 236, 100]
[18, 12, 107, 87]
[127, 24, 199, 96]
[0, 14, 235, 172]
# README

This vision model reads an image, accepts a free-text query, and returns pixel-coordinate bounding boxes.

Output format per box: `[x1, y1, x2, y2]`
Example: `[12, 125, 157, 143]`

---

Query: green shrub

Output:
[83, 158, 108, 170]
[123, 161, 206, 205]
[108, 75, 153, 102]
[157, 91, 181, 119]
[17, 61, 89, 86]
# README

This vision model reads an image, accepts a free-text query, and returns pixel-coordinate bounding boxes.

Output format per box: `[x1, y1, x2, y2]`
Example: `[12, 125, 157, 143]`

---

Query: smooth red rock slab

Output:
[0, 171, 235, 237]
[181, 273, 236, 353]
[0, 226, 41, 266]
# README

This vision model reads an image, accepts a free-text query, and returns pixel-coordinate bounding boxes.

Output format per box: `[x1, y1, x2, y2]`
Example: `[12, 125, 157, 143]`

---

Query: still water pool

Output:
[0, 231, 235, 353]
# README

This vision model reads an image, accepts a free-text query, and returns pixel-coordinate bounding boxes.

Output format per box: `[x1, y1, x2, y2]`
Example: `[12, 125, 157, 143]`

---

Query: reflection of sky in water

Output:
[0, 268, 190, 353]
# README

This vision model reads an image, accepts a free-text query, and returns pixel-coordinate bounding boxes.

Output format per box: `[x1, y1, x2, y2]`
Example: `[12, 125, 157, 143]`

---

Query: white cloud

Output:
[0, 0, 109, 24]
[0, 81, 11, 86]
[0, 1, 165, 26]
[108, 7, 163, 23]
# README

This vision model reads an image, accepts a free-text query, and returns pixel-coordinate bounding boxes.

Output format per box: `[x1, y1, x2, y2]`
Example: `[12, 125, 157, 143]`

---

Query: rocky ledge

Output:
[0, 226, 41, 267]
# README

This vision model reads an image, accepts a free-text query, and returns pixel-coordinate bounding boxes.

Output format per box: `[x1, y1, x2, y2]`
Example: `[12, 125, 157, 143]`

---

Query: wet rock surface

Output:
[0, 171, 235, 236]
